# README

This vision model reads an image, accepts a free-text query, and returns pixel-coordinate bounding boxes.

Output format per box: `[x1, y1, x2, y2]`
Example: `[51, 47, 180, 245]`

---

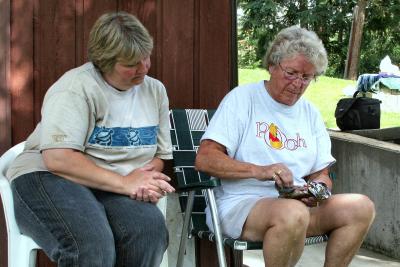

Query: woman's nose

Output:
[291, 77, 304, 87]
[137, 58, 150, 72]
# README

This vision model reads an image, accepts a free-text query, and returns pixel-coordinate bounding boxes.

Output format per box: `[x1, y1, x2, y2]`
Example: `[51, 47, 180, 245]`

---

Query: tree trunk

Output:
[344, 0, 367, 80]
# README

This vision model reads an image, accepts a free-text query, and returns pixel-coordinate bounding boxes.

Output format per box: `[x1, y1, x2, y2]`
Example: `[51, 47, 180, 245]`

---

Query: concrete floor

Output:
[243, 243, 400, 267]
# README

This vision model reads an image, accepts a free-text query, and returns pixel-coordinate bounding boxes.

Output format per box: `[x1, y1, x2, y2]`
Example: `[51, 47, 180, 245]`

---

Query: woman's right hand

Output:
[255, 163, 293, 188]
[123, 165, 175, 203]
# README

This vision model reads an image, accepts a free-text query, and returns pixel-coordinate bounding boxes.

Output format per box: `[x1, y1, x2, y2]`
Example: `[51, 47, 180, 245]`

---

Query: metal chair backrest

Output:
[170, 108, 216, 231]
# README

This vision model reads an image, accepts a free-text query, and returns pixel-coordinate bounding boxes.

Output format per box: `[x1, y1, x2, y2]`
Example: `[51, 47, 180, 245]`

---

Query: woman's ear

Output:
[268, 65, 274, 73]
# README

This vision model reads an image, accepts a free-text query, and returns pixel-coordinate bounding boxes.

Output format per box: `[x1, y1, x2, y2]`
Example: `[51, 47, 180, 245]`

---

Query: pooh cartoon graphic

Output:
[269, 123, 283, 149]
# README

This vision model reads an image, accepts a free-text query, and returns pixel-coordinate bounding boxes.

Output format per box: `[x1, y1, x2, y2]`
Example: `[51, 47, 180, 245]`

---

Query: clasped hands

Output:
[124, 164, 175, 203]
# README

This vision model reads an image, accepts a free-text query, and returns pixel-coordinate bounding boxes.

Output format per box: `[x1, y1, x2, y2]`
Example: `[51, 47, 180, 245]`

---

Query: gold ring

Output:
[276, 169, 283, 176]
[271, 173, 277, 180]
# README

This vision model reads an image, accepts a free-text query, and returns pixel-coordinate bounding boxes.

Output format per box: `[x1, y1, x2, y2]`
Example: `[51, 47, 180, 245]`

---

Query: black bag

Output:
[335, 91, 381, 131]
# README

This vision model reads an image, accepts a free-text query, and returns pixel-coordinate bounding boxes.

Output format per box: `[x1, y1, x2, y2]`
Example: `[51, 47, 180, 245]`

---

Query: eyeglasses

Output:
[278, 63, 316, 85]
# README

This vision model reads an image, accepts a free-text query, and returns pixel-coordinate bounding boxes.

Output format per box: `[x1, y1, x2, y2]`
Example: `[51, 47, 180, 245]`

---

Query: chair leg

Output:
[29, 250, 38, 267]
[177, 190, 195, 267]
[232, 249, 243, 267]
[206, 188, 227, 267]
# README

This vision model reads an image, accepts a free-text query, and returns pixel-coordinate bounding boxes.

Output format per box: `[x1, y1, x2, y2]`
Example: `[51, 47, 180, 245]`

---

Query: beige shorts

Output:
[206, 196, 263, 239]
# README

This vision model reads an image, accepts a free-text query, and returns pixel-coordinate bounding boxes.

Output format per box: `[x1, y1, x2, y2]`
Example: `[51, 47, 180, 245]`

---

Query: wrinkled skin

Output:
[276, 184, 310, 199]
[276, 182, 331, 201]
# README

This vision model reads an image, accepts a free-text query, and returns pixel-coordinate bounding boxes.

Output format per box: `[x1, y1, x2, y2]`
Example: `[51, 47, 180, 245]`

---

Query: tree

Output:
[237, 0, 400, 79]
[344, 0, 367, 80]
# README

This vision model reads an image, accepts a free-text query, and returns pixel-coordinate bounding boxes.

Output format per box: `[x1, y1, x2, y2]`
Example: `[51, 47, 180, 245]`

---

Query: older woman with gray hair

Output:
[7, 12, 174, 266]
[196, 26, 375, 267]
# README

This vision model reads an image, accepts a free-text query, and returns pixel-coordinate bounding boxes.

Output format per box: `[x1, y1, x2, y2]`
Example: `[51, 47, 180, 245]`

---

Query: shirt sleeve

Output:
[310, 111, 336, 173]
[201, 91, 246, 158]
[40, 90, 90, 151]
[155, 84, 173, 160]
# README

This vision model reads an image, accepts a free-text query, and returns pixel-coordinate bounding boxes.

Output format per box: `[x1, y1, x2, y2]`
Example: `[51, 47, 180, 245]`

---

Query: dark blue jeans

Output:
[11, 171, 168, 267]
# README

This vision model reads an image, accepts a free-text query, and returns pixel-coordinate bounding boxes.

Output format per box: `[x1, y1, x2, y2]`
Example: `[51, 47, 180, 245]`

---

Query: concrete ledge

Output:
[329, 129, 400, 260]
[329, 129, 400, 152]
[345, 127, 400, 144]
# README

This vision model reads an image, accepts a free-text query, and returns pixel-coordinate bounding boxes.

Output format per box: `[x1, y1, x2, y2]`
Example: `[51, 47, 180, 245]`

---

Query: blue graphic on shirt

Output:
[88, 126, 158, 147]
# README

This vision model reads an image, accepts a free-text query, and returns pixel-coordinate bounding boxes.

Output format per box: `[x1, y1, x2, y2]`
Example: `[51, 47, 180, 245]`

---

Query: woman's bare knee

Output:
[346, 194, 375, 224]
[242, 199, 310, 241]
[269, 200, 310, 231]
[315, 194, 375, 232]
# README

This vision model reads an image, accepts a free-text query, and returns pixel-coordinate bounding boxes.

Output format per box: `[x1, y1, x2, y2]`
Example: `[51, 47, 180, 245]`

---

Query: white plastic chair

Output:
[0, 142, 40, 267]
[0, 142, 168, 267]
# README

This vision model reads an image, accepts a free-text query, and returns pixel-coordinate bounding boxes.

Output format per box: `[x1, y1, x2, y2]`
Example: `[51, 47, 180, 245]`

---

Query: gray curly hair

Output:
[263, 26, 328, 76]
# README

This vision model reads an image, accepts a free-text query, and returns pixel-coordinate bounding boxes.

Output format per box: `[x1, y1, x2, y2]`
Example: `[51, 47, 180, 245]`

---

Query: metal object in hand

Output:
[307, 181, 331, 201]
[276, 181, 331, 201]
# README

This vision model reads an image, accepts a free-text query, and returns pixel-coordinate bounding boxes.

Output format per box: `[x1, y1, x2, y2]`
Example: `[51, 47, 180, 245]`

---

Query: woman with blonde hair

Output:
[7, 12, 174, 266]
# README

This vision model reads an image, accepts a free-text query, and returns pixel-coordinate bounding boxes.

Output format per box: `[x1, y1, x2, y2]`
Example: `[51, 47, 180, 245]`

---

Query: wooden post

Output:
[344, 0, 367, 80]
[196, 239, 243, 267]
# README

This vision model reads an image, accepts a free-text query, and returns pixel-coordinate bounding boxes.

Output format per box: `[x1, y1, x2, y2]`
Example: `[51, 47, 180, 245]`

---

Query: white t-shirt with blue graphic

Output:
[201, 80, 335, 235]
[7, 62, 172, 180]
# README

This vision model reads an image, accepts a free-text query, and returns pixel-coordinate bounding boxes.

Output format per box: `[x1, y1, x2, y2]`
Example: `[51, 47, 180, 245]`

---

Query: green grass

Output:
[239, 68, 400, 129]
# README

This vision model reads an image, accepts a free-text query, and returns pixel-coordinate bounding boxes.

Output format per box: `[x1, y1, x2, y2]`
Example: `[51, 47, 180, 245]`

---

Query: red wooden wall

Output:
[0, 0, 237, 266]
[0, 0, 237, 152]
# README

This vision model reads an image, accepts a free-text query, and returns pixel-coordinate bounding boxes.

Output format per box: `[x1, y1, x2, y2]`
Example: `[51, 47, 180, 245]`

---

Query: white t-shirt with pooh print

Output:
[201, 80, 335, 238]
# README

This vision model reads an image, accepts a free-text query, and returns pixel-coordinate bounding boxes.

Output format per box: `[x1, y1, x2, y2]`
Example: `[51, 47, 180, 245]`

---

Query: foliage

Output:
[238, 29, 261, 68]
[237, 0, 400, 78]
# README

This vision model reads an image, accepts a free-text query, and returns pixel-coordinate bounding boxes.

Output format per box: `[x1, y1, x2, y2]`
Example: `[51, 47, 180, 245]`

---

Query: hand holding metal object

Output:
[275, 181, 331, 201]
[307, 181, 331, 201]
[275, 183, 309, 199]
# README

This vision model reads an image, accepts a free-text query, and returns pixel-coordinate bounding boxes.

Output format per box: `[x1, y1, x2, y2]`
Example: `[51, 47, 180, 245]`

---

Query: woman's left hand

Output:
[128, 164, 174, 203]
[134, 187, 165, 203]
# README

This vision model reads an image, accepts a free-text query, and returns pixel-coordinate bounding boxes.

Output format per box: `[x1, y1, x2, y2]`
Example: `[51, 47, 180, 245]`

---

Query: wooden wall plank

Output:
[75, 0, 85, 67]
[0, 0, 11, 262]
[0, 0, 12, 154]
[196, 0, 233, 109]
[33, 0, 77, 124]
[155, 0, 163, 81]
[10, 0, 35, 144]
[160, 0, 195, 108]
[81, 0, 117, 64]
[118, 0, 158, 79]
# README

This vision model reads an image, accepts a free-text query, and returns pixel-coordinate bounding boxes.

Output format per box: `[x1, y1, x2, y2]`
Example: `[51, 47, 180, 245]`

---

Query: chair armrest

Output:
[177, 179, 221, 192]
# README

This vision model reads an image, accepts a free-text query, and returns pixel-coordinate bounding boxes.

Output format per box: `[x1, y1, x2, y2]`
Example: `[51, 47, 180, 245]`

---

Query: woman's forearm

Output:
[306, 168, 333, 190]
[196, 140, 268, 180]
[147, 157, 165, 172]
[42, 148, 126, 194]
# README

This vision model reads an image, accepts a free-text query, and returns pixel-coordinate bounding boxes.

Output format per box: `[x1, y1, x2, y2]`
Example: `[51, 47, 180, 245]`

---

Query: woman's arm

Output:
[305, 167, 332, 190]
[300, 167, 332, 207]
[145, 157, 165, 172]
[43, 148, 174, 201]
[195, 139, 293, 187]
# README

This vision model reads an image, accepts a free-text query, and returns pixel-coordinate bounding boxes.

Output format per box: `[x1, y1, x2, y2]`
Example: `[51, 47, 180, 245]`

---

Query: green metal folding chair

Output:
[170, 109, 328, 267]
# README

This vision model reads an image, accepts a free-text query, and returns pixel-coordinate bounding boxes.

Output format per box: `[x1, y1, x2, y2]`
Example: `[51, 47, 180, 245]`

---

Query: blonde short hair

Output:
[263, 26, 328, 75]
[88, 12, 153, 73]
